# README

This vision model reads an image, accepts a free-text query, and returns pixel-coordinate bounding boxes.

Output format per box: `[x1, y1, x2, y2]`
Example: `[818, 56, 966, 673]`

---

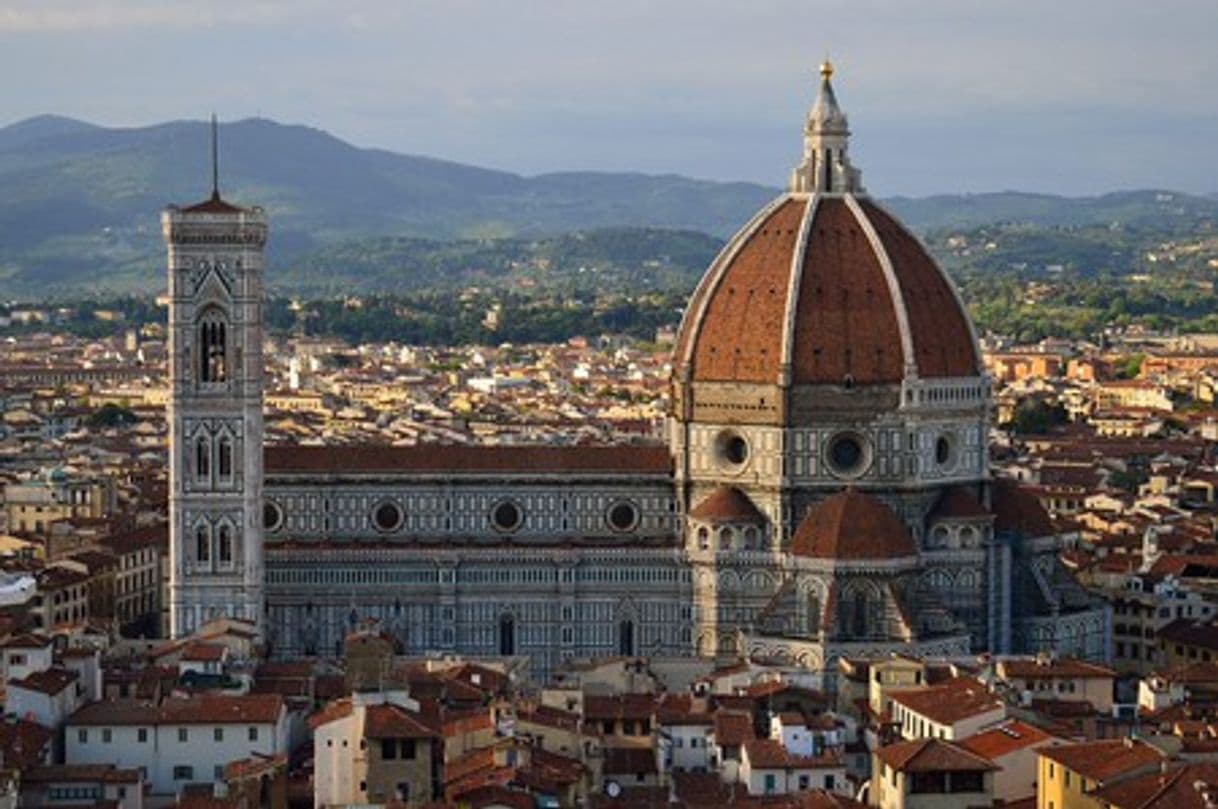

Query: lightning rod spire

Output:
[210, 113, 219, 201]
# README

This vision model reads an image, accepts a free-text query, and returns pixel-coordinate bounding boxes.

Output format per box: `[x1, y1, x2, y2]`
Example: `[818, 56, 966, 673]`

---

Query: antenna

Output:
[210, 113, 219, 200]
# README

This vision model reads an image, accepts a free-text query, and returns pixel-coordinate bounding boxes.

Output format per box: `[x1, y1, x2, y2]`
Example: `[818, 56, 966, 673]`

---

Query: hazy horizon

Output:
[1, 0, 1215, 197]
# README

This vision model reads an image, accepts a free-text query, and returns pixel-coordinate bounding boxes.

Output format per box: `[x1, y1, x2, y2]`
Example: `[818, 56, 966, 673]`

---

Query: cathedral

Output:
[163, 63, 1110, 684]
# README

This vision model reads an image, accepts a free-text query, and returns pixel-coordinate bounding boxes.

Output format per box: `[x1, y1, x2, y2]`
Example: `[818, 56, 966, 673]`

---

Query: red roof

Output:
[875, 738, 998, 773]
[0, 632, 52, 650]
[792, 489, 916, 560]
[10, 667, 78, 696]
[997, 657, 1116, 680]
[70, 694, 284, 726]
[180, 643, 227, 663]
[0, 718, 54, 770]
[743, 738, 841, 770]
[931, 486, 992, 521]
[22, 764, 140, 784]
[675, 196, 979, 385]
[1039, 739, 1163, 783]
[712, 710, 755, 746]
[1090, 762, 1218, 809]
[688, 486, 765, 523]
[180, 192, 247, 215]
[992, 479, 1055, 538]
[958, 720, 1055, 760]
[363, 703, 439, 739]
[602, 746, 658, 776]
[887, 678, 1003, 725]
[583, 694, 658, 722]
[264, 444, 671, 475]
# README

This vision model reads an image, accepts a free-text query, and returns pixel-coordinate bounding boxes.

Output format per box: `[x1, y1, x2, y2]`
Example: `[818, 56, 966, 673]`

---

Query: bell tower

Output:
[163, 118, 268, 637]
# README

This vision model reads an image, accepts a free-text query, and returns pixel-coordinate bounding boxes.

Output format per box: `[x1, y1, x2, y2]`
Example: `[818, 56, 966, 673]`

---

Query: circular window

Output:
[935, 434, 955, 468]
[826, 432, 869, 478]
[491, 499, 524, 533]
[372, 501, 404, 533]
[606, 501, 640, 533]
[715, 431, 750, 468]
[263, 500, 283, 531]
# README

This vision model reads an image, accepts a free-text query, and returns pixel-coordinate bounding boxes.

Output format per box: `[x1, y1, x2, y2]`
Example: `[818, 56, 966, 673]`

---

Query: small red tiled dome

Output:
[688, 486, 765, 523]
[991, 479, 1055, 538]
[791, 489, 917, 560]
[673, 195, 980, 386]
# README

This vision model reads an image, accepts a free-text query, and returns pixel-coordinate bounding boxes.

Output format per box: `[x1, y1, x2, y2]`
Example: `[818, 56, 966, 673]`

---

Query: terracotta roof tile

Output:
[1039, 739, 1163, 784]
[1089, 763, 1218, 809]
[930, 486, 992, 521]
[958, 720, 1055, 760]
[363, 703, 439, 739]
[264, 444, 670, 475]
[712, 710, 755, 746]
[180, 193, 247, 215]
[602, 746, 658, 775]
[0, 632, 52, 650]
[23, 764, 140, 784]
[0, 718, 53, 770]
[992, 479, 1055, 538]
[792, 198, 905, 384]
[689, 486, 765, 523]
[687, 197, 805, 383]
[875, 738, 998, 773]
[71, 694, 284, 726]
[887, 678, 1003, 725]
[10, 667, 78, 696]
[861, 200, 979, 378]
[997, 657, 1116, 680]
[743, 738, 841, 770]
[677, 195, 980, 386]
[792, 489, 916, 560]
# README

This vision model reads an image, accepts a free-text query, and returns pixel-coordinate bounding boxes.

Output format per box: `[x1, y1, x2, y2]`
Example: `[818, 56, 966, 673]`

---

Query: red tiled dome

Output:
[674, 195, 980, 386]
[688, 486, 765, 523]
[991, 479, 1055, 538]
[930, 486, 992, 521]
[791, 489, 917, 560]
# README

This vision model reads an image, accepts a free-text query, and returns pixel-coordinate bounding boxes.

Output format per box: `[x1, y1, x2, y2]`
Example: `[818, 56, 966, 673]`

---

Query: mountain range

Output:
[1, 114, 1215, 297]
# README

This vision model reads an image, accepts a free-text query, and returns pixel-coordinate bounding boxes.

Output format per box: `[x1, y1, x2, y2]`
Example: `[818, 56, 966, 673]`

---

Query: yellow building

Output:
[1037, 739, 1162, 809]
[3, 470, 114, 535]
[994, 657, 1116, 713]
[0, 533, 43, 561]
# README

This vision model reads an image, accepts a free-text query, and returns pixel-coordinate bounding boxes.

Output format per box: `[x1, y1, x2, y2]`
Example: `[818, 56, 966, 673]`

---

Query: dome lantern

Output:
[790, 59, 862, 194]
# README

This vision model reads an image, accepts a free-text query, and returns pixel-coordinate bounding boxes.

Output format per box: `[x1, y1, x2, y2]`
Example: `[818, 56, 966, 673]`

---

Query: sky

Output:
[1, 0, 1215, 196]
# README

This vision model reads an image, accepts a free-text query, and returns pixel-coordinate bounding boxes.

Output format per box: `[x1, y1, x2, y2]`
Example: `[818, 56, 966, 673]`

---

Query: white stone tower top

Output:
[790, 60, 864, 195]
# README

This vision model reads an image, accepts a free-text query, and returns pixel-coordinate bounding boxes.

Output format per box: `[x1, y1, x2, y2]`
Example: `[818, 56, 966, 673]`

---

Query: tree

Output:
[1010, 399, 1067, 435]
[88, 403, 138, 428]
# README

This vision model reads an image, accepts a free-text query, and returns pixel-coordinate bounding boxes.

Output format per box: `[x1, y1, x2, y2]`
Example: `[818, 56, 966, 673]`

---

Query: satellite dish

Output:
[606, 781, 622, 798]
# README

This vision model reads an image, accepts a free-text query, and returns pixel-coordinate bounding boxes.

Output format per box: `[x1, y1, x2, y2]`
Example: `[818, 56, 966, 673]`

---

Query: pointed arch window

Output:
[806, 592, 821, 637]
[195, 524, 211, 564]
[498, 614, 515, 656]
[851, 593, 868, 637]
[195, 437, 210, 480]
[217, 525, 233, 564]
[217, 437, 233, 479]
[198, 309, 229, 383]
[618, 619, 636, 656]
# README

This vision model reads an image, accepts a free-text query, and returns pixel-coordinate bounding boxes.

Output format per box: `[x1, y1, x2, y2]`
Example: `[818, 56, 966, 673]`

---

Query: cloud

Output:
[0, 0, 1214, 194]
